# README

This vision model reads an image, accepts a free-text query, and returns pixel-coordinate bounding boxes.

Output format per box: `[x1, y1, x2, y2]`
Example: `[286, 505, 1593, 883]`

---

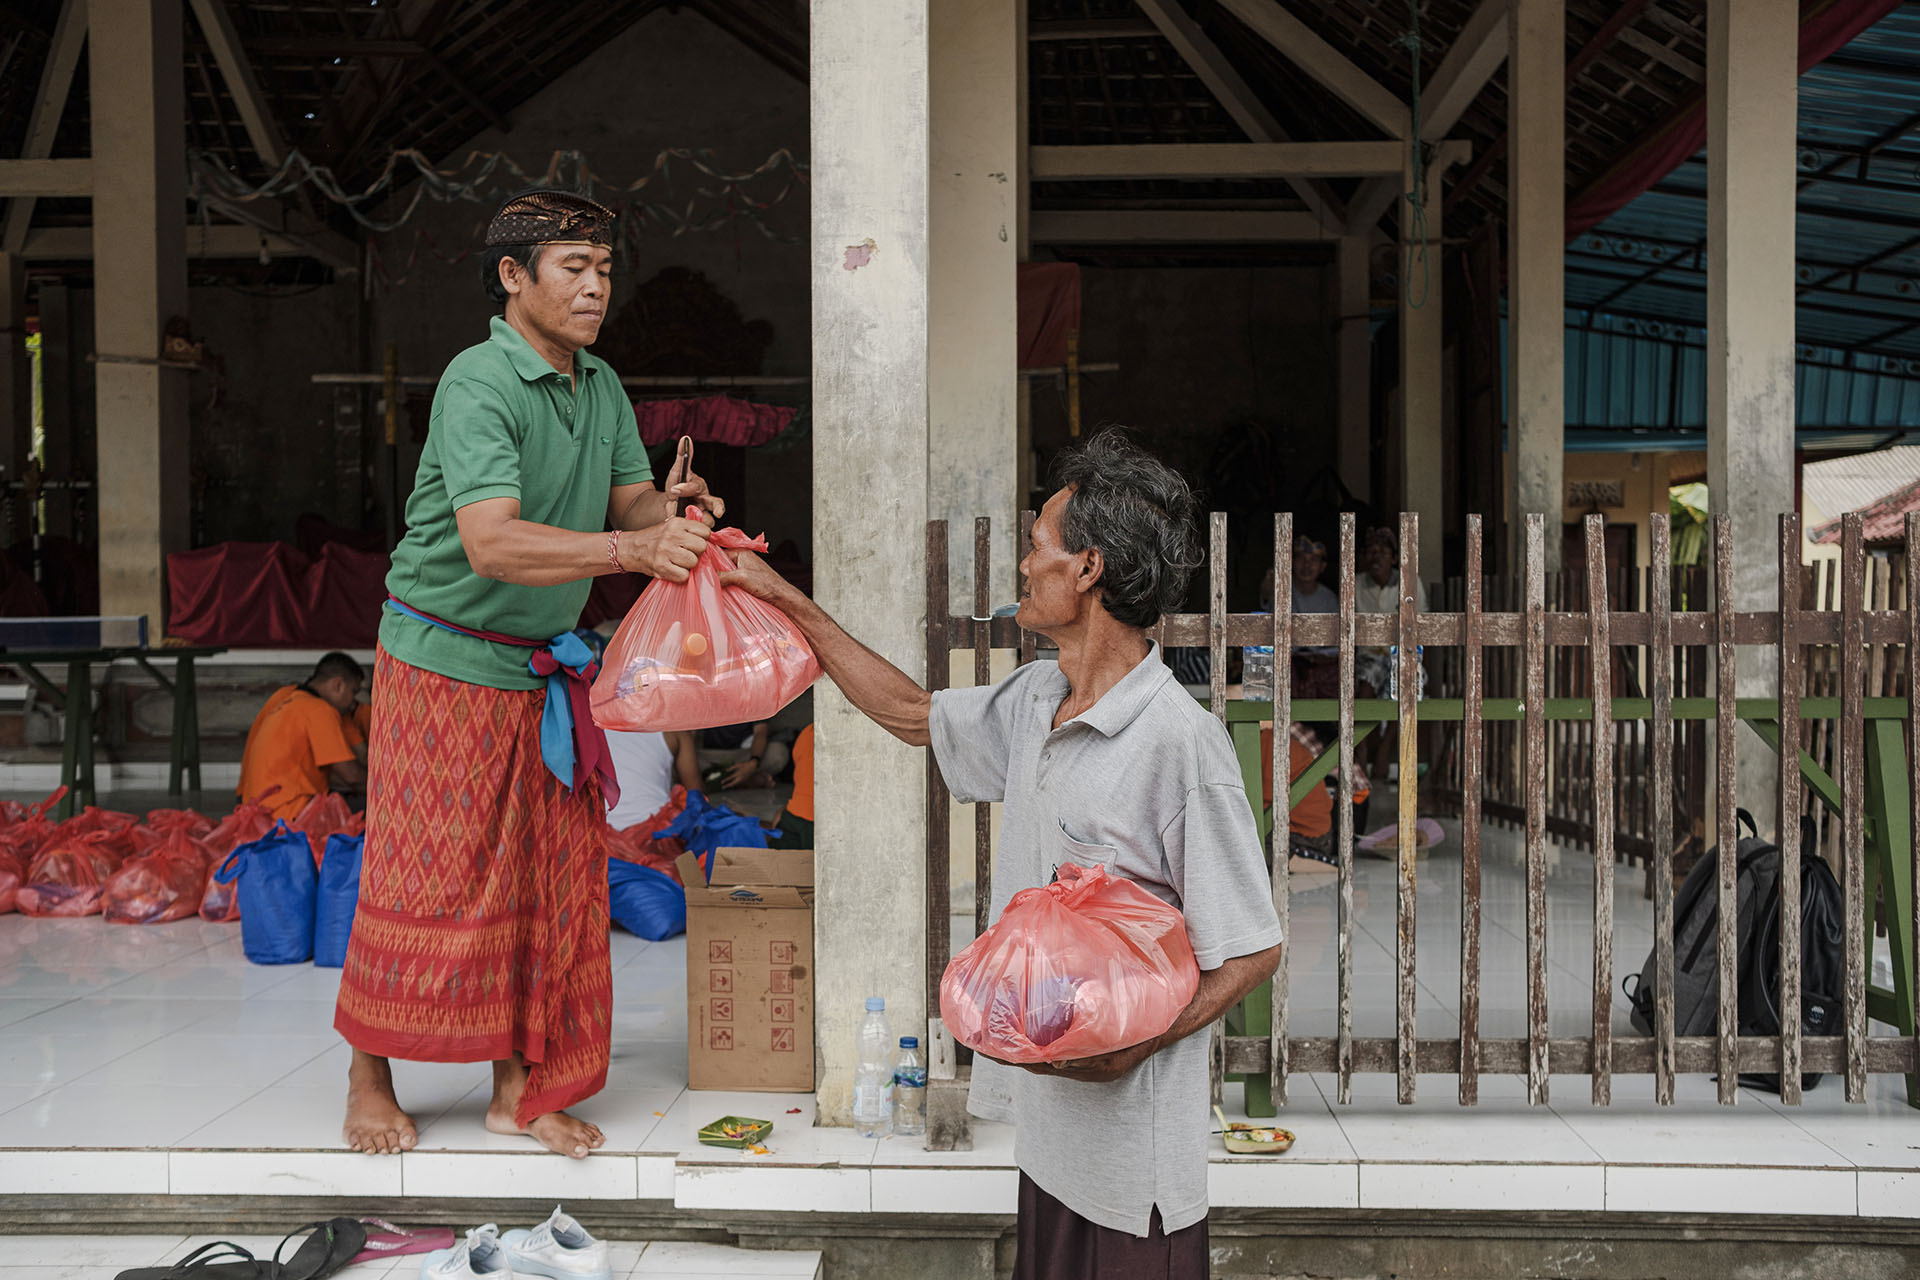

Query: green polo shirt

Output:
[381, 316, 652, 690]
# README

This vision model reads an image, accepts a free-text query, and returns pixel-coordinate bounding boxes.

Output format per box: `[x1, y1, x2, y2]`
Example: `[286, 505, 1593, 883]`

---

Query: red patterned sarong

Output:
[333, 649, 611, 1125]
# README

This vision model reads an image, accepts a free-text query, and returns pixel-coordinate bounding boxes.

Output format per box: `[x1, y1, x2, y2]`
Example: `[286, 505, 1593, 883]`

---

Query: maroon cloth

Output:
[1014, 1173, 1208, 1280]
[1018, 263, 1082, 368]
[1566, 0, 1906, 238]
[167, 541, 386, 648]
[632, 395, 796, 449]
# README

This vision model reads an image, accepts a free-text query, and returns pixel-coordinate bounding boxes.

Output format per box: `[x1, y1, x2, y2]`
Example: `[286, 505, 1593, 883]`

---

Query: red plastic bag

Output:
[16, 830, 126, 917]
[606, 786, 688, 884]
[591, 524, 819, 732]
[143, 807, 215, 839]
[200, 800, 276, 922]
[291, 792, 352, 867]
[103, 828, 216, 925]
[940, 862, 1200, 1065]
[0, 788, 65, 913]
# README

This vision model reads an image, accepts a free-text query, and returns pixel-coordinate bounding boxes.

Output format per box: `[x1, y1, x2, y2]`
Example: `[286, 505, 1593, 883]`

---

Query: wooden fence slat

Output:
[1460, 515, 1484, 1105]
[1337, 511, 1357, 1104]
[1842, 514, 1868, 1102]
[1910, 514, 1920, 1094]
[1397, 512, 1419, 1104]
[925, 520, 952, 1025]
[1778, 513, 1804, 1103]
[973, 519, 993, 945]
[1586, 516, 1614, 1106]
[1271, 513, 1292, 1108]
[1209, 512, 1228, 1108]
[1713, 516, 1739, 1104]
[1525, 514, 1549, 1104]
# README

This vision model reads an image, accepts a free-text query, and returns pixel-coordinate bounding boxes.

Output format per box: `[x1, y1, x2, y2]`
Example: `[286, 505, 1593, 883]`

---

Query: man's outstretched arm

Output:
[719, 549, 931, 747]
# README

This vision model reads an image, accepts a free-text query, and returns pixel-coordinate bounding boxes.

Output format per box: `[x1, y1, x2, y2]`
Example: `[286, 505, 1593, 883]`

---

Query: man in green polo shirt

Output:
[334, 189, 722, 1160]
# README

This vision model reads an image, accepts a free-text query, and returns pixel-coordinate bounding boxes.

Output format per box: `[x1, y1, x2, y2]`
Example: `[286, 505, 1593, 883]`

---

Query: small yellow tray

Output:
[698, 1115, 774, 1148]
[1214, 1104, 1294, 1155]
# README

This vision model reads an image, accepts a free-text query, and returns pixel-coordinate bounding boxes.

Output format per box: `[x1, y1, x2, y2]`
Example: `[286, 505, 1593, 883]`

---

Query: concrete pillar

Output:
[1707, 0, 1797, 836]
[90, 0, 189, 627]
[1507, 0, 1565, 574]
[810, 0, 931, 1125]
[930, 0, 1019, 611]
[1399, 156, 1444, 574]
[0, 253, 29, 547]
[1336, 234, 1371, 503]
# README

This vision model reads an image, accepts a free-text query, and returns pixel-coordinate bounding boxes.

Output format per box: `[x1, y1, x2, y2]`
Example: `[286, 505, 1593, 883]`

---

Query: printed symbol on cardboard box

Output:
[710, 969, 734, 994]
[771, 1026, 795, 1053]
[770, 997, 795, 1023]
[711, 997, 733, 1022]
[770, 941, 795, 964]
[709, 940, 733, 963]
[769, 968, 794, 994]
[710, 1027, 734, 1051]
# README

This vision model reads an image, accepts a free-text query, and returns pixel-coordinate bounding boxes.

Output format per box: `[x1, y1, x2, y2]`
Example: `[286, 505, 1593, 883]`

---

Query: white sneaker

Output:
[501, 1206, 611, 1280]
[421, 1225, 515, 1280]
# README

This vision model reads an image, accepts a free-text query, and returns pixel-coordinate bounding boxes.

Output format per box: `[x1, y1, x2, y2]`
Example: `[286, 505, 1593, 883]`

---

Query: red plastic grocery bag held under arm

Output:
[591, 520, 819, 732]
[940, 861, 1201, 1065]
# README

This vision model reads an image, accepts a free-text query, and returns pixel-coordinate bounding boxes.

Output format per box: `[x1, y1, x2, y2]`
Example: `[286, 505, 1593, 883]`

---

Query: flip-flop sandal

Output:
[271, 1219, 369, 1280]
[118, 1220, 369, 1280]
[349, 1220, 455, 1267]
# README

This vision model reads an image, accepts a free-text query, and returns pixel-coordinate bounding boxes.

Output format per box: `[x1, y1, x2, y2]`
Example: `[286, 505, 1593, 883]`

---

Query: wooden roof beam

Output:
[1215, 0, 1409, 139]
[188, 0, 289, 169]
[1031, 141, 1407, 181]
[2, 0, 88, 255]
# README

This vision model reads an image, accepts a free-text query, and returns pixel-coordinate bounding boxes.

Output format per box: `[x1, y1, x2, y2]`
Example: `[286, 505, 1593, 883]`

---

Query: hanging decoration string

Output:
[185, 144, 808, 240]
[1396, 3, 1431, 310]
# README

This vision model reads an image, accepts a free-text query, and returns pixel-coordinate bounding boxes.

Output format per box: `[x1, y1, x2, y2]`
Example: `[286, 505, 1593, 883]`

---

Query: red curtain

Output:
[632, 395, 797, 449]
[1018, 262, 1082, 368]
[1566, 0, 1907, 239]
[167, 542, 387, 648]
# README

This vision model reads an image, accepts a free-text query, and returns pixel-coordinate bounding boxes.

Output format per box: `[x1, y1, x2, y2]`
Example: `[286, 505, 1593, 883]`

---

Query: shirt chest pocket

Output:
[1052, 822, 1118, 881]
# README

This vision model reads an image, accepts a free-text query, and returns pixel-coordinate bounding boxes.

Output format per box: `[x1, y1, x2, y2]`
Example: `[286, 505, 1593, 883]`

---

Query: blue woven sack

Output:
[608, 858, 686, 941]
[659, 791, 773, 881]
[313, 832, 364, 968]
[213, 821, 317, 965]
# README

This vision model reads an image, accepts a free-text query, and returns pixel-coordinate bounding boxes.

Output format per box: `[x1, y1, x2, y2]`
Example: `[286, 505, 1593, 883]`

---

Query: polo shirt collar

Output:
[487, 315, 601, 383]
[1064, 642, 1172, 738]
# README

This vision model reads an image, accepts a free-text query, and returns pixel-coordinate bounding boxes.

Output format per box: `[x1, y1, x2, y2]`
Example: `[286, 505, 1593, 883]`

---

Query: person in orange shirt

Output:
[1260, 723, 1366, 869]
[773, 722, 813, 847]
[237, 652, 368, 819]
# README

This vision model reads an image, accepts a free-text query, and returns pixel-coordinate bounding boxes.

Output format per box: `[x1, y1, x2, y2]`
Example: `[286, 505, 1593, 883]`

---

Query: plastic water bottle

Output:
[892, 1036, 927, 1137]
[853, 997, 893, 1138]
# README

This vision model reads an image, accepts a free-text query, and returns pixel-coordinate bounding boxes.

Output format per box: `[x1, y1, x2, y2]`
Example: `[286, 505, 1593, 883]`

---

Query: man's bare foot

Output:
[485, 1055, 606, 1159]
[342, 1050, 416, 1155]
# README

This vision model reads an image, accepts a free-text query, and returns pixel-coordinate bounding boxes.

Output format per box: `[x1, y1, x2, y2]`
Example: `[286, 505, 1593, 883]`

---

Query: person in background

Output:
[772, 722, 813, 847]
[604, 729, 702, 832]
[701, 720, 792, 789]
[237, 652, 368, 820]
[1353, 526, 1427, 793]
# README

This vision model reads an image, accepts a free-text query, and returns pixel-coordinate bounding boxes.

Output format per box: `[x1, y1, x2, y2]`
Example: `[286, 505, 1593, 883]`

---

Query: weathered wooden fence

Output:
[924, 508, 1920, 1108]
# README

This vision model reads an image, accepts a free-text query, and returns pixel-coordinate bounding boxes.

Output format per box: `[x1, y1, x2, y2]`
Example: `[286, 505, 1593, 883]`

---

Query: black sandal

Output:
[118, 1219, 368, 1280]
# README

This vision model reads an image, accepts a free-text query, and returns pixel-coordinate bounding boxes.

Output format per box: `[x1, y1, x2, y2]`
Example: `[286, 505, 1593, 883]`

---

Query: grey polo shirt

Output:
[930, 642, 1284, 1237]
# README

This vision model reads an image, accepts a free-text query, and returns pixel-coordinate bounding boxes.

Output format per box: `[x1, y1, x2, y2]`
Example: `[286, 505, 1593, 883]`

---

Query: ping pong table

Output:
[0, 617, 225, 817]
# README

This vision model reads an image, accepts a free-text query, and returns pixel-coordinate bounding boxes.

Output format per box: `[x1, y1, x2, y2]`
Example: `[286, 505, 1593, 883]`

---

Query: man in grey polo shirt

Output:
[721, 431, 1282, 1278]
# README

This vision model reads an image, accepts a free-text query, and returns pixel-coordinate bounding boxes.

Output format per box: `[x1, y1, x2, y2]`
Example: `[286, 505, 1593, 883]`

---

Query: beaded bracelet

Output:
[606, 529, 622, 571]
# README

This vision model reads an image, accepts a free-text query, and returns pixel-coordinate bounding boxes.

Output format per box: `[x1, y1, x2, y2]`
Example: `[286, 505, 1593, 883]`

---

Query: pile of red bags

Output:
[103, 826, 221, 925]
[17, 829, 127, 917]
[939, 862, 1200, 1065]
[605, 785, 689, 885]
[0, 788, 65, 913]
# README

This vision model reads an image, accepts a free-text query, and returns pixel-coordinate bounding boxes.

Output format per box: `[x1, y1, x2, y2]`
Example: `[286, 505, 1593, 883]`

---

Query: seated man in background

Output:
[772, 722, 813, 847]
[237, 652, 368, 819]
[604, 728, 702, 832]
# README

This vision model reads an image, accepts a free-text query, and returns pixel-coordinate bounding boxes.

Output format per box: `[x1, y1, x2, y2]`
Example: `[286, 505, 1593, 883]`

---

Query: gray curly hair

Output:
[1049, 429, 1203, 629]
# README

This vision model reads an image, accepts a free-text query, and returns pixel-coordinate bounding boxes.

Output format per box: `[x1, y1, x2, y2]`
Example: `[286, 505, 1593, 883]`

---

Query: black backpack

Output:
[1624, 811, 1842, 1093]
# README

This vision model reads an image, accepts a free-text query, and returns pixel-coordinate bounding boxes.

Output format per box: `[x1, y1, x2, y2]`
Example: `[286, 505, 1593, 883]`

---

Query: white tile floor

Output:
[0, 1234, 822, 1280]
[0, 792, 1916, 1221]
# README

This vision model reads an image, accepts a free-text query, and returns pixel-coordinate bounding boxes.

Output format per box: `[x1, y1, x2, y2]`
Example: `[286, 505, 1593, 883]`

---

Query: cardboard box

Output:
[678, 846, 815, 1092]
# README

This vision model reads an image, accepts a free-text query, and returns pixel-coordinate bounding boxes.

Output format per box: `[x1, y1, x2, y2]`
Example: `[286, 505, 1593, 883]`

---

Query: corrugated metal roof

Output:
[1561, 3, 1920, 442]
[1808, 472, 1920, 543]
[1802, 445, 1920, 524]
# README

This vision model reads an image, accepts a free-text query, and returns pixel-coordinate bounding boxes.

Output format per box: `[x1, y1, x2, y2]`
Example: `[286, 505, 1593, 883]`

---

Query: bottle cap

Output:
[900, 1036, 918, 1048]
[865, 997, 885, 1012]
